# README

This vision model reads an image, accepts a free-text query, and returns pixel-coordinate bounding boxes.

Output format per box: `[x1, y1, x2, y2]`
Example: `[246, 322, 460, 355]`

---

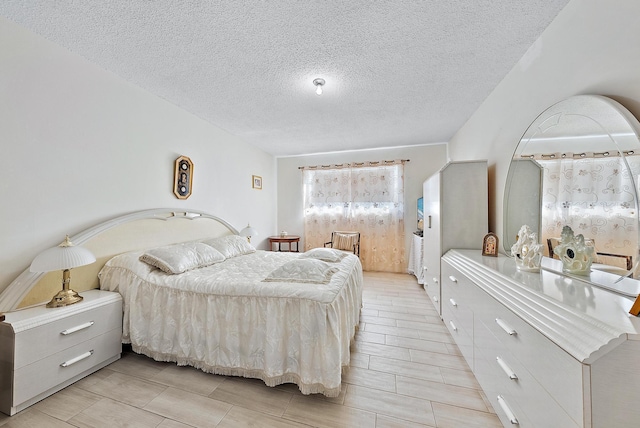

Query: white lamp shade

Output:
[240, 224, 258, 237]
[30, 237, 96, 272]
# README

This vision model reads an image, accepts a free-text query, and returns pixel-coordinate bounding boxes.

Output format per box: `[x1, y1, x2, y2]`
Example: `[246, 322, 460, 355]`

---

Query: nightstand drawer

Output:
[14, 300, 121, 369]
[13, 328, 121, 405]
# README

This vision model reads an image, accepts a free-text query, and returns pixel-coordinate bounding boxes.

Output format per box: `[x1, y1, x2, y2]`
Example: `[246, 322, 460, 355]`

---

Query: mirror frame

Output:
[503, 95, 640, 280]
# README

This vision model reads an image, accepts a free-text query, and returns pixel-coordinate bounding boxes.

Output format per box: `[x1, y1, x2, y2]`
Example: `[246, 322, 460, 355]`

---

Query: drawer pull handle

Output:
[60, 350, 94, 368]
[496, 318, 517, 336]
[448, 275, 458, 283]
[449, 298, 458, 307]
[449, 320, 457, 331]
[496, 357, 518, 380]
[433, 296, 439, 303]
[61, 321, 94, 335]
[433, 277, 439, 284]
[497, 395, 519, 425]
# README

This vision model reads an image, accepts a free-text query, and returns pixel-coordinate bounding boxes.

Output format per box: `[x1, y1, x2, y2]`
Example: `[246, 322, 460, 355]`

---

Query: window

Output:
[302, 162, 406, 272]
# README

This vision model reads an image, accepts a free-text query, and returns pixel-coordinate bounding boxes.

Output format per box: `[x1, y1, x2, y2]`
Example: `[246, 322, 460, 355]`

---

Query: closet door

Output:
[422, 160, 488, 316]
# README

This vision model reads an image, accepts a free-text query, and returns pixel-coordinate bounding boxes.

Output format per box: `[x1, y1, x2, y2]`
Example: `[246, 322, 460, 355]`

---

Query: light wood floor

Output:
[0, 272, 502, 428]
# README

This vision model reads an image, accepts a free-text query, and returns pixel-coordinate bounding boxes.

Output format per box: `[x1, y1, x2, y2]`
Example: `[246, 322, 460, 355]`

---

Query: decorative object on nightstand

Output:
[173, 155, 193, 199]
[30, 236, 96, 308]
[240, 223, 258, 243]
[553, 225, 595, 275]
[510, 225, 543, 272]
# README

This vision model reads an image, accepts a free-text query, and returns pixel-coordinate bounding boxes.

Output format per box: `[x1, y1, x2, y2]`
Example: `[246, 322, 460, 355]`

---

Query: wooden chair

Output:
[325, 231, 360, 256]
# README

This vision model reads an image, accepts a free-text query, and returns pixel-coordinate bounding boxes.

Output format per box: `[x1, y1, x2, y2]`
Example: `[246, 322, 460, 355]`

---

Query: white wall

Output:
[0, 17, 276, 295]
[448, 0, 640, 253]
[277, 144, 448, 265]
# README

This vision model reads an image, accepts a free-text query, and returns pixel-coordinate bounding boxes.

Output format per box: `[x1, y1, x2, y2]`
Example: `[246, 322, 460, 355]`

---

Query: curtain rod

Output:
[519, 150, 636, 160]
[298, 159, 409, 170]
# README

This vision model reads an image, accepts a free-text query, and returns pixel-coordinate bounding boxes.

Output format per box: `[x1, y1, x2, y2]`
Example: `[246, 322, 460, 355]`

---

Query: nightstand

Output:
[0, 289, 122, 416]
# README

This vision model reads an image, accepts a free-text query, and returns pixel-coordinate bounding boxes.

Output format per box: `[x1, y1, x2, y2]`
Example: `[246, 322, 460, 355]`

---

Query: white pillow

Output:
[299, 248, 347, 263]
[263, 259, 338, 284]
[203, 235, 256, 258]
[139, 242, 225, 274]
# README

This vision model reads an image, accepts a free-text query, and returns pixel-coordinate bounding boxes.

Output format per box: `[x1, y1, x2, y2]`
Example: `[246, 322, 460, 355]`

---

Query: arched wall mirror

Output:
[504, 95, 640, 280]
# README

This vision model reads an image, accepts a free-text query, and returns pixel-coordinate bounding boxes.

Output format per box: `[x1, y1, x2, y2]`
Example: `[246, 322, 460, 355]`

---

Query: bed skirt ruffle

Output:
[101, 251, 363, 397]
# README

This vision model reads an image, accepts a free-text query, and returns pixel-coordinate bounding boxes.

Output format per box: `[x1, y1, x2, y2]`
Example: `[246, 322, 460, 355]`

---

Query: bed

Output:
[0, 209, 363, 398]
[98, 235, 363, 397]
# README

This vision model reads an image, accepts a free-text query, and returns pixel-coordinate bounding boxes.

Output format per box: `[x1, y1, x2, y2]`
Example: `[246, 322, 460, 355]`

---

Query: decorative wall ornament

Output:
[173, 155, 193, 199]
[510, 225, 543, 272]
[553, 225, 595, 275]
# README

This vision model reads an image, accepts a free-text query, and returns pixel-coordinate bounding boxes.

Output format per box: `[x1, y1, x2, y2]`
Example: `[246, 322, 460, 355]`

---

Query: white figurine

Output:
[511, 225, 543, 272]
[553, 225, 594, 276]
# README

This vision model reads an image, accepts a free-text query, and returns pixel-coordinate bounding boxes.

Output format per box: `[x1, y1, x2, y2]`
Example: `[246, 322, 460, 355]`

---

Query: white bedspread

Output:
[98, 250, 363, 397]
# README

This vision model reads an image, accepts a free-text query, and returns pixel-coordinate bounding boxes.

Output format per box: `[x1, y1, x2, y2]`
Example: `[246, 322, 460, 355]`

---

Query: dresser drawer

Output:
[13, 299, 122, 369]
[441, 264, 477, 367]
[441, 267, 475, 325]
[13, 328, 121, 405]
[474, 316, 580, 428]
[443, 312, 473, 366]
[473, 286, 584, 426]
[423, 274, 440, 308]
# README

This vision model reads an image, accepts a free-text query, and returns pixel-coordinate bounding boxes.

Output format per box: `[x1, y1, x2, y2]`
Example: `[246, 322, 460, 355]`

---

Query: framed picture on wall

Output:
[252, 175, 262, 190]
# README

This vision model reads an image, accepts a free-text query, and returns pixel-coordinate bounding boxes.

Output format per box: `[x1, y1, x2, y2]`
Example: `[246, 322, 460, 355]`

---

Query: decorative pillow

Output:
[139, 242, 225, 274]
[263, 259, 339, 284]
[333, 233, 358, 252]
[203, 235, 256, 258]
[299, 248, 347, 263]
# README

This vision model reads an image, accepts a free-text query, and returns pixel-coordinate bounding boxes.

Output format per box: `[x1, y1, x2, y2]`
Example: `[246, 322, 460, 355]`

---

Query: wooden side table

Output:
[268, 236, 300, 252]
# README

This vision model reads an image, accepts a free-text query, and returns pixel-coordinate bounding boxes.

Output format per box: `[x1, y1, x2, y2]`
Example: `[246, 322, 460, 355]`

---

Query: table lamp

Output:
[30, 235, 96, 308]
[240, 223, 258, 243]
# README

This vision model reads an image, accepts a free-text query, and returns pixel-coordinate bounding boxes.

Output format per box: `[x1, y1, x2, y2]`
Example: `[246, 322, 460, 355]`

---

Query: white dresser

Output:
[442, 249, 640, 427]
[422, 160, 488, 314]
[0, 290, 122, 416]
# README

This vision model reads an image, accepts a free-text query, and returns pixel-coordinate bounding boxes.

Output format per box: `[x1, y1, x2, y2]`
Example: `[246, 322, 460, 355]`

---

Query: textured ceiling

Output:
[0, 1, 569, 156]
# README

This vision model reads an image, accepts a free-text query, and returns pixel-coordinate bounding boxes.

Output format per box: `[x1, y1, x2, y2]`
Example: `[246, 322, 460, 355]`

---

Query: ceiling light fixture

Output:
[313, 78, 325, 95]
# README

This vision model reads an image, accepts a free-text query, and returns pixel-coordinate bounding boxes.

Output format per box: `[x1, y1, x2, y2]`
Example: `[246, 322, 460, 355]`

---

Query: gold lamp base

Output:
[46, 268, 83, 308]
[46, 288, 83, 308]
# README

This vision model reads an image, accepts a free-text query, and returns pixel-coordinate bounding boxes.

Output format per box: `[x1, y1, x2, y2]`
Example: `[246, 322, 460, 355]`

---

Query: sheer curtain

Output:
[302, 161, 405, 272]
[539, 154, 640, 260]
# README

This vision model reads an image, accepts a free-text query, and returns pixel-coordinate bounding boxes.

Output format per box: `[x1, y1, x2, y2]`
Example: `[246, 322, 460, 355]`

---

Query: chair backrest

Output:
[332, 231, 360, 253]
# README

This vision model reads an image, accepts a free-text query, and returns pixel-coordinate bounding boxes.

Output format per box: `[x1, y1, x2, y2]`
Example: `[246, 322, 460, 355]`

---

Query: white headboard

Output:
[0, 208, 238, 311]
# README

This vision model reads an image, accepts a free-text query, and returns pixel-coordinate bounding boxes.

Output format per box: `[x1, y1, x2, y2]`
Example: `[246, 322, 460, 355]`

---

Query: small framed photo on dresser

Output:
[482, 232, 499, 257]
